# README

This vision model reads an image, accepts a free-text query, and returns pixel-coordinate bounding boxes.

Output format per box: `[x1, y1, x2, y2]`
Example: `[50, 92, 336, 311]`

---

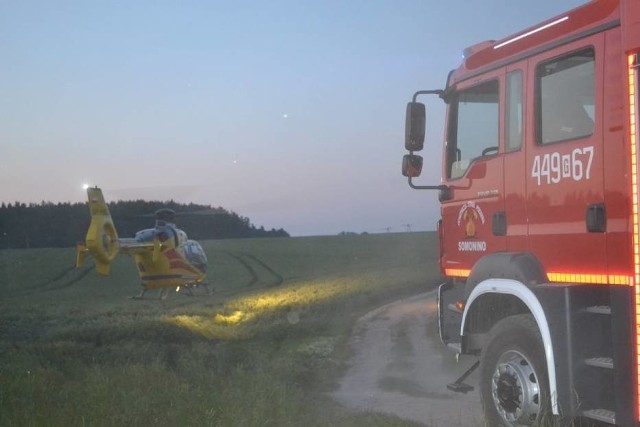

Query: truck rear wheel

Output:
[479, 314, 551, 426]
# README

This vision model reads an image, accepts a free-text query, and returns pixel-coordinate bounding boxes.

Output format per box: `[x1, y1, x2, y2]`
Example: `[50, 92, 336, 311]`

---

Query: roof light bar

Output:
[494, 16, 569, 50]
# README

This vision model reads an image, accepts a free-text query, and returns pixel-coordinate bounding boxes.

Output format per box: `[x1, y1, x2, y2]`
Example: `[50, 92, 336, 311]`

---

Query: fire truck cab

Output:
[403, 1, 640, 425]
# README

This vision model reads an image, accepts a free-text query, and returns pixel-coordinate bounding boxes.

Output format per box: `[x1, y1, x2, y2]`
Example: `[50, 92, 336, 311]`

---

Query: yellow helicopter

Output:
[76, 186, 211, 299]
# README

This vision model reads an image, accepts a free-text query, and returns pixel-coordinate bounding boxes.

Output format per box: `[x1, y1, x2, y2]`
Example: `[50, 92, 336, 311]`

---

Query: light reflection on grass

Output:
[166, 277, 367, 339]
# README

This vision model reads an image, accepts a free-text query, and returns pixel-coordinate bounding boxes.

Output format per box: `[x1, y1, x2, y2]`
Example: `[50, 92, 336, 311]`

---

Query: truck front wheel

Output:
[479, 314, 551, 426]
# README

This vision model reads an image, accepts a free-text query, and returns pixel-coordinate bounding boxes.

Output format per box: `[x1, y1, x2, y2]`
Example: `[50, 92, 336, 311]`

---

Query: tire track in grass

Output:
[238, 253, 283, 287]
[223, 251, 283, 288]
[6, 264, 95, 298]
[40, 264, 95, 292]
[224, 251, 259, 286]
[6, 265, 76, 294]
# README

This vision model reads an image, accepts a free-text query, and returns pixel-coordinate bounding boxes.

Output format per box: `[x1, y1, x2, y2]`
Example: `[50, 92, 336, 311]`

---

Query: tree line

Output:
[0, 200, 288, 249]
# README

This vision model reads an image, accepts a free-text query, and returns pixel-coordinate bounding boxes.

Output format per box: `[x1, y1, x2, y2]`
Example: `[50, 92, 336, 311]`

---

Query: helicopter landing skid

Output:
[130, 283, 214, 300]
[178, 283, 214, 297]
[130, 287, 171, 300]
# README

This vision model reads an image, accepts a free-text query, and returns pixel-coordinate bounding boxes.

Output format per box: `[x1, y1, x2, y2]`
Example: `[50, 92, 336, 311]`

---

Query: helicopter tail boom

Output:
[78, 187, 120, 275]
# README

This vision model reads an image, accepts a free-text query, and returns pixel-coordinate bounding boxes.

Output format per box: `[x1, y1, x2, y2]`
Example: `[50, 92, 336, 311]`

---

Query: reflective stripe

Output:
[627, 52, 640, 421]
[547, 272, 632, 285]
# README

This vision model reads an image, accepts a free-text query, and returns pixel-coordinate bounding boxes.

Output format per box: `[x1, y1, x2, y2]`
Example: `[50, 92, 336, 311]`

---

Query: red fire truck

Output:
[402, 0, 640, 425]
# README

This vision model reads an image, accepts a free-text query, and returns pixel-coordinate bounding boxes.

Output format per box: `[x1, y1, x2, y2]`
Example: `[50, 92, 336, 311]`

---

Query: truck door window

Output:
[447, 80, 499, 179]
[537, 48, 595, 145]
[506, 71, 523, 151]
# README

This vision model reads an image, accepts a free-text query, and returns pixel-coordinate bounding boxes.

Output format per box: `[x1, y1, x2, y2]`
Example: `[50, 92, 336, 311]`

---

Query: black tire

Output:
[480, 314, 551, 426]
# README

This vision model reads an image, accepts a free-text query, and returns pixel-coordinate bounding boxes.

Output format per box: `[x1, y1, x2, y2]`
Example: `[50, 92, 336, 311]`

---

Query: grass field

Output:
[0, 232, 442, 426]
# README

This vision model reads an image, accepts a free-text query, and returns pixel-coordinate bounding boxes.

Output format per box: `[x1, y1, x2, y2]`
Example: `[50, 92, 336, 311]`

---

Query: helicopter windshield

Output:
[183, 240, 207, 272]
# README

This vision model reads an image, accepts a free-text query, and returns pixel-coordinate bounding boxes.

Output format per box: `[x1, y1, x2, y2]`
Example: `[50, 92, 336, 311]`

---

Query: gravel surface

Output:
[332, 291, 484, 426]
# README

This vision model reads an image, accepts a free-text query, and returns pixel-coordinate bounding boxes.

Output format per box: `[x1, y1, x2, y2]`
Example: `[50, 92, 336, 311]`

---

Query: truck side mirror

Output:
[405, 102, 426, 151]
[402, 154, 423, 177]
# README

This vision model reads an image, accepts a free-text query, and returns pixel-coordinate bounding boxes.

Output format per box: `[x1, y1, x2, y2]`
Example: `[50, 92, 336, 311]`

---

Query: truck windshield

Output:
[447, 80, 499, 179]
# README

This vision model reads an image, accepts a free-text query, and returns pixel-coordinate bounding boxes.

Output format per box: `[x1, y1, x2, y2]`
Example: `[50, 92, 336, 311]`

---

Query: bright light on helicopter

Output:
[82, 183, 90, 190]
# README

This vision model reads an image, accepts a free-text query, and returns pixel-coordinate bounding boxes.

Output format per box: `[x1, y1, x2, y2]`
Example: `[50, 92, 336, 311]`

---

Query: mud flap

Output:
[438, 281, 464, 345]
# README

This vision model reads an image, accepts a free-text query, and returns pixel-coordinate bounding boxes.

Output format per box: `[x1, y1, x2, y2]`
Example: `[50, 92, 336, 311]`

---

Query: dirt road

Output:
[332, 291, 484, 426]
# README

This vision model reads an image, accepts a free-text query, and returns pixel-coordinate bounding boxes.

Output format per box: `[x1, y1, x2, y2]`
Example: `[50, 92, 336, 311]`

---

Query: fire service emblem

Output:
[456, 201, 487, 252]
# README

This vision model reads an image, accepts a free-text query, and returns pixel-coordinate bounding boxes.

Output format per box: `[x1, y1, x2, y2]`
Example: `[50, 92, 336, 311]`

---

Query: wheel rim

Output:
[491, 350, 541, 425]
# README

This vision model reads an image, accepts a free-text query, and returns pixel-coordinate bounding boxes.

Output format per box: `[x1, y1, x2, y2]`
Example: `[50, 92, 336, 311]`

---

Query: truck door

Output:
[526, 37, 606, 280]
[440, 71, 507, 275]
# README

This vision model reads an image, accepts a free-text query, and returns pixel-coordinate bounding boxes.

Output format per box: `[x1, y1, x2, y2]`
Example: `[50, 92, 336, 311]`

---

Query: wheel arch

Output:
[461, 278, 559, 415]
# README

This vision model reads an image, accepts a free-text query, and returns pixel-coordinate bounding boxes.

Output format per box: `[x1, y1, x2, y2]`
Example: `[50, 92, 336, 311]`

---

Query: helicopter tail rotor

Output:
[76, 187, 120, 275]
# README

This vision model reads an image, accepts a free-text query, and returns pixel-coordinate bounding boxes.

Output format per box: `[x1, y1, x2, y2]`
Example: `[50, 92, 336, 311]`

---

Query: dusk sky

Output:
[1, 1, 586, 236]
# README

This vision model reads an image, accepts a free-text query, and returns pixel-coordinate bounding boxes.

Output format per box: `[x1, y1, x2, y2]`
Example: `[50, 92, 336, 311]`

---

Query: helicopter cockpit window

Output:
[447, 79, 499, 180]
[183, 240, 208, 272]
